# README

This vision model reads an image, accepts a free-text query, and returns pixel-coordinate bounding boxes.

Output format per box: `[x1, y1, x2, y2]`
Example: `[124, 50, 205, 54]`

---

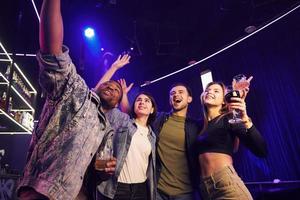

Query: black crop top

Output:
[197, 116, 267, 157]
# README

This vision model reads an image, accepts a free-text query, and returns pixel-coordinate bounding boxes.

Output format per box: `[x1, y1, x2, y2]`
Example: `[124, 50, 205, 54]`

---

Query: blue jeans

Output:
[156, 190, 195, 200]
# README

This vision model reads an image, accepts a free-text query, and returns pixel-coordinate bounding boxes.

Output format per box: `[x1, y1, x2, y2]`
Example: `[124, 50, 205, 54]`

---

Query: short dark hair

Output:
[108, 80, 123, 103]
[170, 82, 192, 97]
[131, 91, 157, 125]
[94, 80, 123, 105]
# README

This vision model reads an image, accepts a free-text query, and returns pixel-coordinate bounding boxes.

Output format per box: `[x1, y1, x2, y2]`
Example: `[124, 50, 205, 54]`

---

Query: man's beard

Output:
[172, 103, 188, 112]
[100, 96, 116, 110]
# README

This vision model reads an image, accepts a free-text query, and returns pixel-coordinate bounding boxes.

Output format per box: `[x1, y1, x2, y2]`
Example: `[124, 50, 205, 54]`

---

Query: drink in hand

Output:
[233, 81, 250, 90]
[95, 140, 113, 171]
[225, 84, 243, 124]
[225, 90, 240, 103]
[95, 158, 109, 171]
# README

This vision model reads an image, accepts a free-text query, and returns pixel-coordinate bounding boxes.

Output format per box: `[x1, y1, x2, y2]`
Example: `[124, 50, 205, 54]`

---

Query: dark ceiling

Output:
[1, 0, 299, 74]
[1, 0, 300, 116]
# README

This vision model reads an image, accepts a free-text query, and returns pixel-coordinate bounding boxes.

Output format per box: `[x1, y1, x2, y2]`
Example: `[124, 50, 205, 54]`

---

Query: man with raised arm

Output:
[16, 0, 129, 199]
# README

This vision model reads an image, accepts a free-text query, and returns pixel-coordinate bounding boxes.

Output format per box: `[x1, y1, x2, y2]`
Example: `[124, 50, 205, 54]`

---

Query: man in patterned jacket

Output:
[16, 0, 126, 199]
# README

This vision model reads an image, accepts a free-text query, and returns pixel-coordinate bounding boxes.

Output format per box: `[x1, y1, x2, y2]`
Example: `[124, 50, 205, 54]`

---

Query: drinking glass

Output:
[225, 74, 250, 124]
[225, 86, 242, 124]
[95, 138, 113, 171]
[232, 74, 250, 91]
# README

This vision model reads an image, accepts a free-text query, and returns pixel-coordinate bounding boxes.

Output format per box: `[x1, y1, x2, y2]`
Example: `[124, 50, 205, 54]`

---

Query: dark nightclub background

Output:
[0, 0, 300, 199]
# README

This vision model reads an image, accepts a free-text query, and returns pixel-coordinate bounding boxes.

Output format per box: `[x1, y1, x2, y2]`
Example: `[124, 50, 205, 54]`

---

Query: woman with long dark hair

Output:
[197, 81, 267, 200]
[98, 91, 157, 200]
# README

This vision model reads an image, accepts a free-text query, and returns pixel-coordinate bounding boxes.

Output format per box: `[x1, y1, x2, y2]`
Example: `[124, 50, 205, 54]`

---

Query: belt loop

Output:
[203, 173, 214, 195]
[228, 165, 235, 174]
[211, 173, 216, 187]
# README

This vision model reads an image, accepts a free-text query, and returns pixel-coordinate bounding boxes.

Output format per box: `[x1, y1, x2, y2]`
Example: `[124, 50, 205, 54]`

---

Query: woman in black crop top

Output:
[197, 81, 267, 200]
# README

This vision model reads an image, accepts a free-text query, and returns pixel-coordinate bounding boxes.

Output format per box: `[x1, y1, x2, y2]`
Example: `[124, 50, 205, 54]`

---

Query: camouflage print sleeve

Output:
[36, 46, 78, 100]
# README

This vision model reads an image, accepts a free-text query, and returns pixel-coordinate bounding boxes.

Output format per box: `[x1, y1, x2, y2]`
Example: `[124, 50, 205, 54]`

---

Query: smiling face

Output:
[97, 80, 123, 109]
[134, 94, 154, 118]
[202, 83, 225, 108]
[169, 85, 192, 113]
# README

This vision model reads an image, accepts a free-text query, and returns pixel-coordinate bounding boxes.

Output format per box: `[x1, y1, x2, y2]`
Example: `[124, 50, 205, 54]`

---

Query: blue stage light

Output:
[84, 27, 95, 38]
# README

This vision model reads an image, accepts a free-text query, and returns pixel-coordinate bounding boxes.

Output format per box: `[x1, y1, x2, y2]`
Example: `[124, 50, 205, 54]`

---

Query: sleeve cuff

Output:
[37, 45, 72, 70]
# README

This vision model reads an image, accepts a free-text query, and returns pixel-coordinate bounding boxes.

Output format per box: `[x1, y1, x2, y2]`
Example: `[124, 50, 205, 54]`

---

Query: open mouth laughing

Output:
[173, 98, 182, 104]
[205, 94, 215, 100]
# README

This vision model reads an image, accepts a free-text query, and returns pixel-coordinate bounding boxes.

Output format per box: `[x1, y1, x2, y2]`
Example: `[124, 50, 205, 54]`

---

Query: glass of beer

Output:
[95, 139, 113, 171]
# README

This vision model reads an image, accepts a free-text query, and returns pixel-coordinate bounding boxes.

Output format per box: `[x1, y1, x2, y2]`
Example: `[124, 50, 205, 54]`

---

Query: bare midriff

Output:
[198, 152, 233, 177]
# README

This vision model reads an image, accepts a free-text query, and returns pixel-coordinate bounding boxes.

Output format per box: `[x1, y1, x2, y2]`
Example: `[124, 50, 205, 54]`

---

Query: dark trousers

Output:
[156, 189, 195, 200]
[18, 187, 49, 200]
[99, 182, 148, 200]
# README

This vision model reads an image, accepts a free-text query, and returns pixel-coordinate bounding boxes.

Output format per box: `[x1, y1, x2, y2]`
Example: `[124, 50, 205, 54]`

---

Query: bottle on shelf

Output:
[7, 97, 13, 115]
[0, 92, 7, 110]
[4, 65, 11, 80]
[20, 112, 34, 131]
[14, 111, 22, 123]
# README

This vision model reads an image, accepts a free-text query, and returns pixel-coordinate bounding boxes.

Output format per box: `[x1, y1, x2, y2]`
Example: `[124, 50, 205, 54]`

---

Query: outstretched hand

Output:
[111, 54, 131, 70]
[95, 54, 131, 87]
[118, 78, 134, 94]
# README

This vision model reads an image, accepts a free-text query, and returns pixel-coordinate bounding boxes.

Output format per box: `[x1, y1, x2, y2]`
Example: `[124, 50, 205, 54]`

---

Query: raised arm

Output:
[39, 0, 63, 55]
[118, 79, 134, 114]
[95, 54, 131, 90]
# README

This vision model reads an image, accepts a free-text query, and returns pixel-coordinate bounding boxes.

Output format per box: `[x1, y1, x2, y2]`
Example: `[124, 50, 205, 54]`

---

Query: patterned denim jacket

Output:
[97, 108, 157, 200]
[17, 46, 112, 200]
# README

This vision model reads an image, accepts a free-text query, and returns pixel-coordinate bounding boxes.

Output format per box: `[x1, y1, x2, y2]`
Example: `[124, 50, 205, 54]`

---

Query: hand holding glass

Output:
[226, 74, 251, 124]
[95, 139, 113, 171]
[225, 86, 243, 124]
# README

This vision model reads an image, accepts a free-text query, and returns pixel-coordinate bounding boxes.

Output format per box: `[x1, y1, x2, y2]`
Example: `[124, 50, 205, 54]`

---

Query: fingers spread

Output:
[247, 76, 253, 83]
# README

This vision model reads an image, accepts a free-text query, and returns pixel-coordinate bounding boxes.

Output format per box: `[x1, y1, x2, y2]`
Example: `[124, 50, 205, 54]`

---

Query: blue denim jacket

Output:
[98, 108, 157, 200]
[17, 46, 112, 200]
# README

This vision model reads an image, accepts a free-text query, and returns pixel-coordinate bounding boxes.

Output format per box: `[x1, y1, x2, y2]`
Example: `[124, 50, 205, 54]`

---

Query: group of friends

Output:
[16, 0, 268, 200]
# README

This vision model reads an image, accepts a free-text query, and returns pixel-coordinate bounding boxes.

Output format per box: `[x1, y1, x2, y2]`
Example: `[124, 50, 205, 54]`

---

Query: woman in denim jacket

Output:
[97, 91, 157, 200]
